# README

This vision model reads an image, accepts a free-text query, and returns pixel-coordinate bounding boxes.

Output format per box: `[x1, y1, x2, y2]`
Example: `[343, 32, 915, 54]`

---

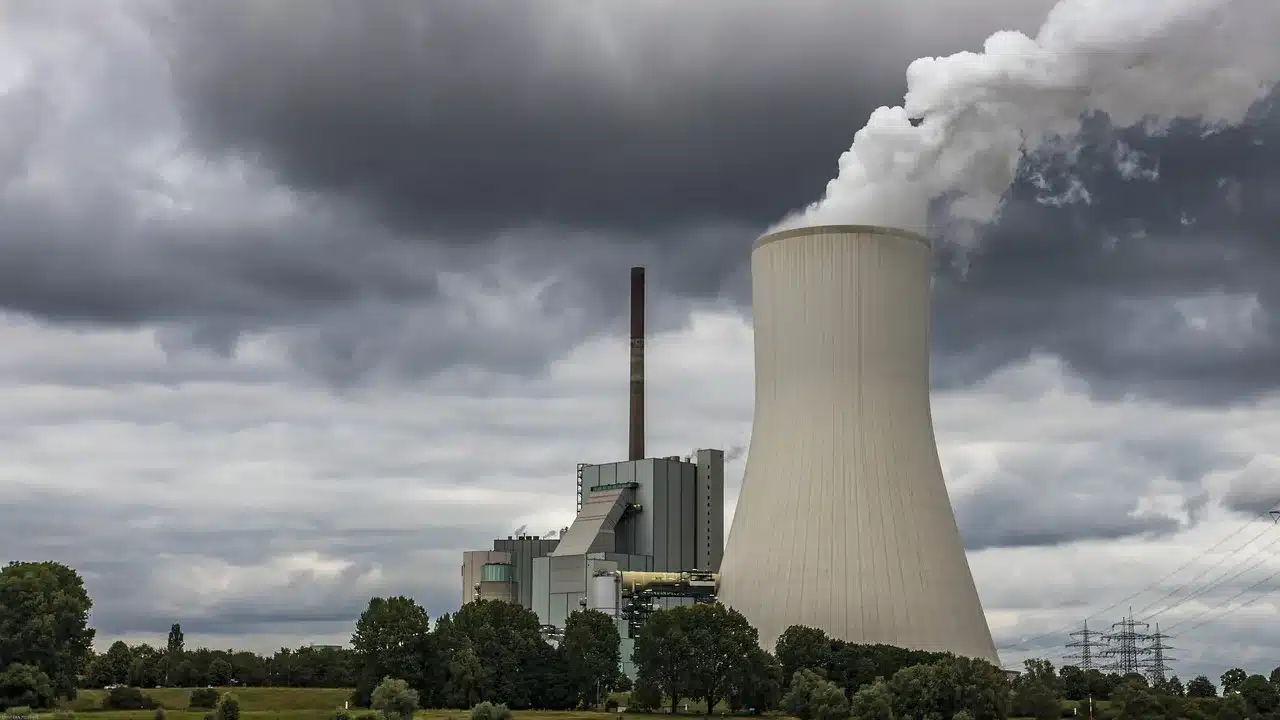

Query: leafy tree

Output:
[1114, 680, 1163, 720]
[1186, 676, 1217, 699]
[632, 608, 693, 714]
[849, 679, 894, 720]
[888, 656, 1010, 720]
[630, 676, 663, 712]
[450, 600, 546, 709]
[776, 626, 831, 688]
[214, 693, 240, 720]
[1220, 669, 1247, 696]
[1012, 679, 1061, 720]
[443, 646, 484, 710]
[371, 678, 418, 720]
[167, 624, 185, 660]
[208, 658, 232, 686]
[1238, 674, 1278, 715]
[781, 669, 848, 720]
[350, 597, 432, 706]
[0, 562, 95, 699]
[1060, 666, 1089, 701]
[0, 664, 54, 710]
[1271, 666, 1280, 686]
[1217, 693, 1248, 720]
[1154, 676, 1184, 698]
[561, 609, 621, 707]
[681, 603, 759, 714]
[726, 648, 783, 715]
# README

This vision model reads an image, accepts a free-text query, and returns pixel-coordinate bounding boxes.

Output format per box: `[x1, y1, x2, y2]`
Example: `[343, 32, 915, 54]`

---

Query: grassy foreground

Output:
[59, 689, 639, 720]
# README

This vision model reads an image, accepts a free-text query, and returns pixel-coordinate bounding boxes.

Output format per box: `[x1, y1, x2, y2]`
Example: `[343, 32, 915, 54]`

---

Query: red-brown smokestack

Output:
[629, 266, 645, 461]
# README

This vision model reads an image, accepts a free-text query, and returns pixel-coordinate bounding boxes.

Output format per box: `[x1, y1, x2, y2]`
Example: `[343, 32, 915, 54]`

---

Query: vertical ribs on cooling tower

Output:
[716, 224, 999, 665]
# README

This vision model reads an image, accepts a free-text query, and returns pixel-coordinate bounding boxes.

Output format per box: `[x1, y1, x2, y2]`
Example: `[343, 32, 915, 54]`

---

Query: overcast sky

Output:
[2, 0, 1279, 682]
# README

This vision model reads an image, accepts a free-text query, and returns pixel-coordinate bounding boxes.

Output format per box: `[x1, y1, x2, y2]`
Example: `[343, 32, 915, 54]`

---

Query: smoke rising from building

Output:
[772, 0, 1280, 239]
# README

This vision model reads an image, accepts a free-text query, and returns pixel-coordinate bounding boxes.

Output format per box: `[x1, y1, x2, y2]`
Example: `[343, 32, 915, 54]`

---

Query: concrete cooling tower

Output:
[717, 224, 999, 665]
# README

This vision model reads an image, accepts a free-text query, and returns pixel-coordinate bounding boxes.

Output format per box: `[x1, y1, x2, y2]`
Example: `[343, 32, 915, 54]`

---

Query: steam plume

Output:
[773, 0, 1280, 238]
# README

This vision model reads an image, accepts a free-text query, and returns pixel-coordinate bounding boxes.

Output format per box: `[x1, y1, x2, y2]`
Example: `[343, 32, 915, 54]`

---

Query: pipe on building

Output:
[629, 266, 645, 461]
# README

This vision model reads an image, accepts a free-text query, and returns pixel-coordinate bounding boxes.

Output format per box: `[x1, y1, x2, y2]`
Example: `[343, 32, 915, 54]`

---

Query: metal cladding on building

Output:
[717, 224, 999, 665]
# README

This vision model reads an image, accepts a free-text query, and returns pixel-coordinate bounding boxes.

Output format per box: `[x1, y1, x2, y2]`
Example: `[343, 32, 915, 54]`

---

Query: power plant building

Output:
[462, 227, 1000, 672]
[460, 268, 724, 678]
[717, 224, 1000, 665]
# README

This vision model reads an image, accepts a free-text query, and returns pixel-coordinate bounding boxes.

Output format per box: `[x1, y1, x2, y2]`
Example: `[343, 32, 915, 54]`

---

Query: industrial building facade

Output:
[460, 450, 724, 676]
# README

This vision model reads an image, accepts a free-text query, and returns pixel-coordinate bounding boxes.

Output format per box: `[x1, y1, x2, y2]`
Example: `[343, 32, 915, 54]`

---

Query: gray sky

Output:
[2, 0, 1279, 681]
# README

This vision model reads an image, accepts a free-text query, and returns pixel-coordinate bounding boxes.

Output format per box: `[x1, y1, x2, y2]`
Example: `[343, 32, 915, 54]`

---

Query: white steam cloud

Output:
[773, 0, 1280, 238]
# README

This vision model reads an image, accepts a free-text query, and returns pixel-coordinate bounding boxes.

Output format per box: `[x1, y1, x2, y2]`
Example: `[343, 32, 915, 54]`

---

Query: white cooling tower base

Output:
[718, 224, 999, 665]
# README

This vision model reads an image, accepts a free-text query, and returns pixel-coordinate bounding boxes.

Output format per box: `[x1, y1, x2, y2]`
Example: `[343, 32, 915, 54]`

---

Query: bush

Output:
[189, 689, 220, 710]
[630, 679, 662, 712]
[329, 710, 352, 720]
[4, 707, 34, 720]
[154, 708, 167, 720]
[615, 675, 634, 693]
[371, 678, 418, 720]
[470, 701, 513, 720]
[605, 698, 620, 712]
[354, 714, 378, 720]
[203, 714, 215, 720]
[214, 693, 240, 720]
[103, 687, 158, 710]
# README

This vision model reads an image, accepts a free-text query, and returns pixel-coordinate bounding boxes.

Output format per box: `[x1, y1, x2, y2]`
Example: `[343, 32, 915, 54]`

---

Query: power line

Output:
[1100, 610, 1150, 675]
[1131, 521, 1279, 621]
[997, 503, 1280, 654]
[1145, 536, 1280, 626]
[1163, 564, 1280, 636]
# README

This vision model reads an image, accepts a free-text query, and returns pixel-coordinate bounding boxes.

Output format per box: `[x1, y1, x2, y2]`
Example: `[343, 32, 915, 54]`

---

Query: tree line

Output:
[6, 559, 1280, 720]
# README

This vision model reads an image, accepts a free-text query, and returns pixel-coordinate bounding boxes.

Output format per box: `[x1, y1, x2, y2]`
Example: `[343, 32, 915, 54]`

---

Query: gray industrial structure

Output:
[461, 226, 1003, 674]
[718, 224, 1000, 665]
[460, 267, 724, 678]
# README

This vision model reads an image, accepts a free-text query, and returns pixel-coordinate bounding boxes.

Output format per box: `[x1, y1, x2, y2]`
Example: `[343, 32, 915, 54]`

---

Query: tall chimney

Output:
[629, 266, 645, 461]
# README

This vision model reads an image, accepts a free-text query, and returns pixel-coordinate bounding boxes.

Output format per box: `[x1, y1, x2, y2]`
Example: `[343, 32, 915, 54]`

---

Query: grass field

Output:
[56, 688, 641, 720]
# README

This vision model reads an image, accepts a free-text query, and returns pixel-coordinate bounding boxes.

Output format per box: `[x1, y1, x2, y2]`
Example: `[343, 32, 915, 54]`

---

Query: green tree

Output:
[1238, 674, 1278, 715]
[450, 600, 546, 709]
[1012, 680, 1060, 720]
[781, 669, 848, 720]
[561, 609, 621, 708]
[849, 679, 894, 720]
[726, 648, 783, 715]
[371, 677, 419, 720]
[888, 656, 1010, 720]
[350, 597, 432, 706]
[1220, 669, 1247, 696]
[0, 562, 95, 699]
[444, 646, 484, 709]
[1217, 693, 1248, 720]
[208, 659, 232, 687]
[1270, 666, 1280, 686]
[775, 626, 831, 689]
[1186, 676, 1217, 699]
[632, 608, 693, 714]
[1060, 666, 1089, 701]
[0, 664, 54, 710]
[87, 642, 133, 688]
[681, 603, 759, 714]
[214, 693, 240, 720]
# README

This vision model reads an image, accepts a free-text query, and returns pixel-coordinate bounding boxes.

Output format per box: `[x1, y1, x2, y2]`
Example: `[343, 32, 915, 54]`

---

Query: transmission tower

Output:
[1065, 620, 1105, 670]
[1101, 609, 1152, 675]
[1144, 624, 1176, 684]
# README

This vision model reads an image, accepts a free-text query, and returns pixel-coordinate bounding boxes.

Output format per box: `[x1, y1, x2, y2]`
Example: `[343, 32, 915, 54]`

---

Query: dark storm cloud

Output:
[932, 105, 1280, 405]
[164, 0, 1053, 237]
[5, 0, 1280, 405]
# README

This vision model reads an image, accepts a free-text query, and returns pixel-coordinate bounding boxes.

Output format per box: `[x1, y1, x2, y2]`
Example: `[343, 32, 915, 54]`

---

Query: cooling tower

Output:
[718, 224, 999, 665]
